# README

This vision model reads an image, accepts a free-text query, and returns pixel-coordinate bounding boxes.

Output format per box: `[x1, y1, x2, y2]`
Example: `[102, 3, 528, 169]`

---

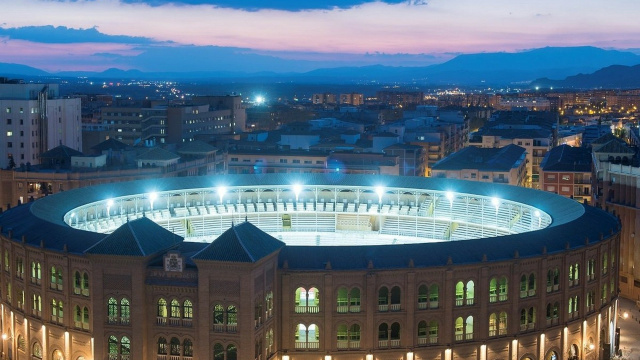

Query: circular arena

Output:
[0, 174, 621, 360]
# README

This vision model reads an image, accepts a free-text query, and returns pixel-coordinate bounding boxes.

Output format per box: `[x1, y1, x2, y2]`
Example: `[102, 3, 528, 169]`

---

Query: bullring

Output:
[0, 174, 620, 360]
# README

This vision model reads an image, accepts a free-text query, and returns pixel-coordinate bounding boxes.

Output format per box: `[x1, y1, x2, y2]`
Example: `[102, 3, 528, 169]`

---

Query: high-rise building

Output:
[0, 78, 82, 168]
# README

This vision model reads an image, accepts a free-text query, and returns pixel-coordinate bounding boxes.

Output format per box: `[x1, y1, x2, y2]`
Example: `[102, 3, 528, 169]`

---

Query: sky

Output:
[1, 0, 639, 73]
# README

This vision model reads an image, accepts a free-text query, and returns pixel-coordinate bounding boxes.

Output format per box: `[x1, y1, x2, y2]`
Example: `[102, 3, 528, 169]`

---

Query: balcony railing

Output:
[455, 299, 463, 306]
[489, 329, 497, 337]
[528, 289, 536, 296]
[455, 334, 463, 341]
[157, 317, 167, 326]
[430, 300, 439, 308]
[227, 324, 237, 332]
[378, 340, 388, 348]
[498, 294, 507, 301]
[213, 324, 225, 332]
[337, 340, 348, 349]
[418, 302, 427, 310]
[466, 298, 474, 306]
[418, 337, 428, 345]
[465, 333, 473, 340]
[349, 305, 360, 313]
[390, 303, 401, 311]
[390, 339, 401, 347]
[337, 305, 349, 313]
[378, 304, 388, 312]
[520, 290, 527, 298]
[489, 294, 497, 303]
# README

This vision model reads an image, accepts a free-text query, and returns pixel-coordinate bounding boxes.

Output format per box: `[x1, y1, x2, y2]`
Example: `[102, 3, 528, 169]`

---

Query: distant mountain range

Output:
[531, 64, 640, 89]
[2, 46, 640, 87]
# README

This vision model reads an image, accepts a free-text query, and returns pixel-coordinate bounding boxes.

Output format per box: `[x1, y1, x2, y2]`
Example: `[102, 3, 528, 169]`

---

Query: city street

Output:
[617, 298, 640, 360]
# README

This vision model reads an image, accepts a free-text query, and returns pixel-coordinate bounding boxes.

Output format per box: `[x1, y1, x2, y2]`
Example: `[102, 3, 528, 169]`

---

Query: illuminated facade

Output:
[0, 174, 620, 360]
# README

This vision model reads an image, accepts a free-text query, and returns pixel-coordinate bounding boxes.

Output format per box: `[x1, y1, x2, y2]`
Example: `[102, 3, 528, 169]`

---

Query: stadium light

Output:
[375, 186, 385, 204]
[106, 199, 114, 218]
[149, 192, 158, 212]
[491, 197, 500, 209]
[293, 184, 302, 202]
[218, 186, 227, 204]
[446, 191, 454, 206]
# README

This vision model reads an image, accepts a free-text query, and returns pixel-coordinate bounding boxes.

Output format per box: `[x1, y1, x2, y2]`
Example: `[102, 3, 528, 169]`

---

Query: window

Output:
[295, 323, 319, 348]
[183, 300, 193, 319]
[520, 273, 536, 297]
[120, 298, 130, 324]
[50, 266, 63, 290]
[32, 342, 42, 359]
[157, 298, 168, 323]
[562, 175, 570, 181]
[16, 257, 24, 279]
[6, 131, 12, 137]
[170, 299, 181, 318]
[108, 297, 118, 324]
[295, 287, 320, 313]
[31, 261, 41, 284]
[51, 299, 63, 324]
[157, 337, 167, 355]
[32, 293, 42, 317]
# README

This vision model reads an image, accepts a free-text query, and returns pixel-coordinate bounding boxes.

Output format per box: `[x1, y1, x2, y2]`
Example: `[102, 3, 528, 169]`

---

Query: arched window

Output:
[337, 287, 349, 311]
[349, 324, 361, 344]
[295, 287, 320, 313]
[489, 313, 497, 336]
[429, 284, 439, 307]
[157, 337, 167, 355]
[465, 316, 474, 340]
[528, 274, 536, 293]
[32, 293, 42, 316]
[75, 306, 82, 328]
[428, 321, 439, 343]
[74, 271, 81, 294]
[378, 323, 389, 345]
[120, 336, 130, 357]
[183, 339, 193, 357]
[83, 307, 90, 329]
[390, 286, 401, 310]
[466, 281, 475, 305]
[107, 297, 118, 323]
[602, 253, 608, 274]
[489, 278, 498, 302]
[378, 287, 389, 311]
[82, 272, 89, 296]
[296, 323, 308, 343]
[454, 317, 464, 340]
[455, 281, 464, 306]
[418, 285, 428, 308]
[157, 298, 167, 318]
[499, 311, 508, 335]
[337, 324, 348, 345]
[31, 261, 42, 283]
[120, 298, 130, 324]
[4, 250, 9, 272]
[213, 343, 224, 360]
[170, 337, 180, 356]
[295, 287, 307, 306]
[418, 320, 427, 340]
[108, 336, 118, 356]
[349, 288, 361, 311]
[569, 263, 580, 285]
[227, 344, 237, 360]
[52, 349, 64, 360]
[32, 342, 43, 359]
[170, 299, 181, 318]
[31, 261, 41, 283]
[213, 304, 224, 326]
[16, 335, 25, 352]
[390, 322, 401, 343]
[499, 277, 508, 301]
[227, 305, 237, 326]
[309, 324, 319, 344]
[183, 300, 193, 319]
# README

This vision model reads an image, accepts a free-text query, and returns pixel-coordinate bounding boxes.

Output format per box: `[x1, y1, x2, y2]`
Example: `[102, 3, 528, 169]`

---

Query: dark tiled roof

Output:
[40, 145, 83, 158]
[85, 217, 183, 256]
[432, 145, 526, 171]
[177, 140, 218, 154]
[593, 139, 635, 154]
[136, 147, 180, 161]
[91, 138, 130, 152]
[192, 221, 285, 262]
[540, 145, 592, 172]
[482, 128, 551, 139]
[590, 133, 618, 145]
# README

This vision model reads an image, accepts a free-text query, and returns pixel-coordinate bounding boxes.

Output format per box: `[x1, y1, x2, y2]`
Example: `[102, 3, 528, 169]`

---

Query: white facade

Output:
[0, 83, 81, 168]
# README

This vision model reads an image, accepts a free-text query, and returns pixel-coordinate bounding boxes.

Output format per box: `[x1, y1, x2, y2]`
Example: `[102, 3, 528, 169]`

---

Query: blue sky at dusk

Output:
[1, 0, 639, 72]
